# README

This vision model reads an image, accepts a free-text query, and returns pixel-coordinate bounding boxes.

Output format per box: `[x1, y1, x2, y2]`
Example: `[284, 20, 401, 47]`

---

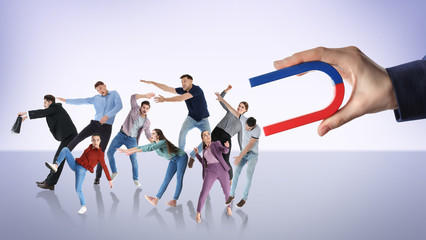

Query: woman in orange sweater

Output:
[45, 134, 113, 214]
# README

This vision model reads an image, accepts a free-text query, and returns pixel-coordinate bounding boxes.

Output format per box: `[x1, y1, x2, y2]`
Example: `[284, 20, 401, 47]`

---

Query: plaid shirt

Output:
[120, 94, 151, 144]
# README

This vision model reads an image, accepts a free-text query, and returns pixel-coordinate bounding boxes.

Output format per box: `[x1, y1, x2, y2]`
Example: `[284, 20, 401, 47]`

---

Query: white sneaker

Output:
[78, 206, 87, 214]
[134, 180, 141, 187]
[45, 162, 58, 172]
[111, 172, 119, 182]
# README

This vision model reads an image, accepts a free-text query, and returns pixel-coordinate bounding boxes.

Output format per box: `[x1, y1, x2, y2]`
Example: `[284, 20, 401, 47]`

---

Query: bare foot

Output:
[196, 212, 201, 223]
[227, 206, 232, 216]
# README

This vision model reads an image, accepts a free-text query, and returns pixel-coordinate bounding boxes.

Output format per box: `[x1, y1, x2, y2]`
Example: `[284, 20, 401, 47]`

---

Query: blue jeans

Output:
[156, 154, 188, 200]
[230, 151, 258, 200]
[107, 131, 139, 180]
[179, 116, 210, 158]
[57, 147, 87, 206]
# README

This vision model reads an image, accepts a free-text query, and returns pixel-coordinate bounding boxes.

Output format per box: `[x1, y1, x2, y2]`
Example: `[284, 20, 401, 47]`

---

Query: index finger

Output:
[273, 46, 356, 70]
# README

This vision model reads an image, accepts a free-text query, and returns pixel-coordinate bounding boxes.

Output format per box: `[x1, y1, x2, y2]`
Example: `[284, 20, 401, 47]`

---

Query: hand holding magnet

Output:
[249, 61, 345, 136]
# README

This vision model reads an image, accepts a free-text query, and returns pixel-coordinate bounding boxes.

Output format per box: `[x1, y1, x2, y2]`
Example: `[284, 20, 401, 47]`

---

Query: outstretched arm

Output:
[131, 93, 155, 109]
[215, 92, 240, 118]
[140, 80, 177, 94]
[154, 93, 193, 103]
[219, 84, 232, 111]
[117, 147, 142, 156]
[62, 96, 95, 105]
[135, 93, 155, 100]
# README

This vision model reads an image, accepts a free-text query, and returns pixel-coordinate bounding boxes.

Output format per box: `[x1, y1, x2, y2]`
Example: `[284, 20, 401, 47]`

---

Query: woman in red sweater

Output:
[46, 134, 113, 214]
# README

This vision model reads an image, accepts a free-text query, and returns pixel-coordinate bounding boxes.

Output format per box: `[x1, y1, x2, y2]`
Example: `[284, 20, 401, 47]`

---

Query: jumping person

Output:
[194, 130, 232, 223]
[140, 74, 211, 162]
[117, 129, 188, 207]
[45, 134, 113, 214]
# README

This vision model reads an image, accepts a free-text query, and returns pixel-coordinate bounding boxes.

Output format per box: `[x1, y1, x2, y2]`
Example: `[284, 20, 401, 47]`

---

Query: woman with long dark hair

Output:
[118, 129, 188, 207]
[194, 130, 232, 223]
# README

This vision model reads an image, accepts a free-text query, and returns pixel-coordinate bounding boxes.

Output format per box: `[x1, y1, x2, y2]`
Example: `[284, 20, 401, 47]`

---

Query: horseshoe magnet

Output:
[249, 61, 345, 136]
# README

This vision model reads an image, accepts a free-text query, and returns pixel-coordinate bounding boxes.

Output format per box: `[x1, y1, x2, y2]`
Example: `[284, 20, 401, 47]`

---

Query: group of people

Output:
[18, 46, 426, 222]
[19, 75, 261, 222]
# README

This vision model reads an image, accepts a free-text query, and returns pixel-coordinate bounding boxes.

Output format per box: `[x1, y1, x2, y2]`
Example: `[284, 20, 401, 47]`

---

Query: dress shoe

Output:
[37, 182, 54, 190]
[94, 179, 100, 185]
[35, 180, 45, 185]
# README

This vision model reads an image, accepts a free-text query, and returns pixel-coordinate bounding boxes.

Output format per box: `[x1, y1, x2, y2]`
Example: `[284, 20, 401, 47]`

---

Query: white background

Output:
[1, 0, 426, 151]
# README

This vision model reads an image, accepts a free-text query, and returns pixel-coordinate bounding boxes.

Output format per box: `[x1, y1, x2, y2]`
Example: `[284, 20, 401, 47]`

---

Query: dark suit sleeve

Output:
[28, 107, 56, 120]
[387, 57, 426, 122]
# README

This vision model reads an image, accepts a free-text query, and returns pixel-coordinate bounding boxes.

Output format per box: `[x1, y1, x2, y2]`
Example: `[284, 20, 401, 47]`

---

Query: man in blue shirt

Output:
[140, 74, 211, 165]
[57, 81, 123, 184]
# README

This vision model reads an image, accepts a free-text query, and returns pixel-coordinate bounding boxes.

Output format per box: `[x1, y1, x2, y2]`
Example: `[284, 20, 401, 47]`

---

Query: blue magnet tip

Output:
[249, 61, 343, 87]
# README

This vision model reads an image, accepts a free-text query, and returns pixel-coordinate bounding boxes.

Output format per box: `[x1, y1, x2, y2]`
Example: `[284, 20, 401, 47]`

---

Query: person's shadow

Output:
[187, 195, 213, 229]
[236, 209, 249, 233]
[35, 191, 76, 227]
[221, 205, 236, 230]
[110, 192, 120, 218]
[94, 185, 105, 221]
[132, 188, 142, 219]
[166, 203, 185, 231]
[145, 208, 168, 229]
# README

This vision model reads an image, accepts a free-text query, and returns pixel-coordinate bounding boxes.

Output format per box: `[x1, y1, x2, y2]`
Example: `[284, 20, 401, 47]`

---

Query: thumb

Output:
[317, 103, 361, 136]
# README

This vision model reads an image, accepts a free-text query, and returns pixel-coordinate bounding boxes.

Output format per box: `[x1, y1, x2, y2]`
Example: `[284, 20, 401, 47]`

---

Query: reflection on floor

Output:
[2, 151, 426, 240]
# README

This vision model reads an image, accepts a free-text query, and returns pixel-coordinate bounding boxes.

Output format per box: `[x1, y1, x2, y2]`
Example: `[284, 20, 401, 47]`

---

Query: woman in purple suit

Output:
[194, 130, 232, 223]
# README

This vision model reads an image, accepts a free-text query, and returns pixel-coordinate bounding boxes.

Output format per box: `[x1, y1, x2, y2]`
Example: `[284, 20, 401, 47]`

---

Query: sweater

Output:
[76, 145, 111, 181]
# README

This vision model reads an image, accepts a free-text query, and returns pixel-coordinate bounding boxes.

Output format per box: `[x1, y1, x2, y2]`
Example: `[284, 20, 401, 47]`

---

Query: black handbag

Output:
[11, 116, 22, 134]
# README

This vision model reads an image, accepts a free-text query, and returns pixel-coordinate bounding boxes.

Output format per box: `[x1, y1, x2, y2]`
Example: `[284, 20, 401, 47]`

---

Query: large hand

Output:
[154, 95, 165, 103]
[140, 80, 153, 84]
[18, 112, 27, 121]
[274, 46, 397, 136]
[193, 147, 198, 155]
[117, 148, 130, 154]
[146, 92, 156, 99]
[100, 115, 109, 124]
[109, 181, 113, 189]
[233, 155, 242, 166]
[225, 84, 232, 92]
[215, 92, 223, 102]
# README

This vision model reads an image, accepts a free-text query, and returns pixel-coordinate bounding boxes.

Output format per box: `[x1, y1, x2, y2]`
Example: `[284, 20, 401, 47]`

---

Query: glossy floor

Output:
[1, 151, 426, 240]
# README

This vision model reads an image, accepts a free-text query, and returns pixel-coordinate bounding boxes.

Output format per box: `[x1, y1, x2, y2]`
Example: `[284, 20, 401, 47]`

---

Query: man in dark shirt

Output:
[19, 94, 78, 190]
[140, 74, 211, 165]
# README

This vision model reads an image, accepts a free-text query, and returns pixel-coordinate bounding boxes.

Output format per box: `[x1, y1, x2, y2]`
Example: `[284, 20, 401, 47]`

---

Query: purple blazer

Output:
[195, 141, 230, 179]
